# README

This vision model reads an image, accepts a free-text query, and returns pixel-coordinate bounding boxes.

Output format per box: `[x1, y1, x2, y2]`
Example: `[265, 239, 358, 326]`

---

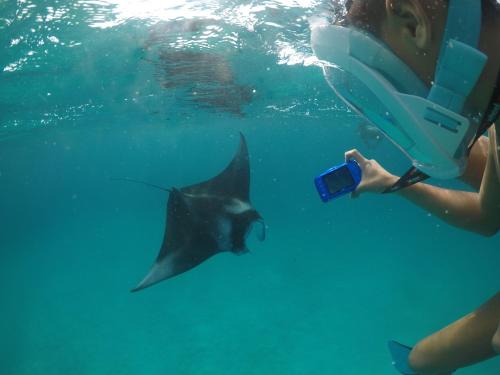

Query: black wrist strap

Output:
[383, 167, 430, 194]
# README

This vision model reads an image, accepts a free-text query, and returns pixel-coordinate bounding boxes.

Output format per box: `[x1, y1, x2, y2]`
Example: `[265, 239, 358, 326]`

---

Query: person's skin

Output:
[341, 1, 500, 374]
[405, 292, 500, 375]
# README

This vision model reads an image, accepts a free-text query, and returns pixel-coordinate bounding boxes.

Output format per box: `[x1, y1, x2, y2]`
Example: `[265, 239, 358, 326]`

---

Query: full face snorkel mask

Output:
[311, 0, 492, 192]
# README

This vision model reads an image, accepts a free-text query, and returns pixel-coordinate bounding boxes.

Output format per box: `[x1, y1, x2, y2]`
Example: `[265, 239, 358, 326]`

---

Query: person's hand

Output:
[344, 149, 398, 198]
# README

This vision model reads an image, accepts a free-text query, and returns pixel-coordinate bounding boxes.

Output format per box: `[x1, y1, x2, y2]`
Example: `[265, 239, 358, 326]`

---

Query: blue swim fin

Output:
[388, 340, 418, 375]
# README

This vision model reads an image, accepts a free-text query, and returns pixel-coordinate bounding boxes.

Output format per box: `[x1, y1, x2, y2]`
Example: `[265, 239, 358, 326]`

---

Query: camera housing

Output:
[314, 160, 362, 202]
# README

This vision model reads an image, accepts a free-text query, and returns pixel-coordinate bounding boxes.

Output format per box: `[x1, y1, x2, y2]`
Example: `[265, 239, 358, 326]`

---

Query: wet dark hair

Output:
[340, 0, 385, 36]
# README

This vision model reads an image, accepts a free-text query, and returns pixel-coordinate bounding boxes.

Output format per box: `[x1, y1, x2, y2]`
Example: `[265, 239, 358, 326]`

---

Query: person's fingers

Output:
[345, 149, 366, 166]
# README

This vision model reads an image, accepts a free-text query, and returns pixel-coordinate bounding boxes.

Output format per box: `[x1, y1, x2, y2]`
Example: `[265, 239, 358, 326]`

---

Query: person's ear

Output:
[385, 0, 431, 50]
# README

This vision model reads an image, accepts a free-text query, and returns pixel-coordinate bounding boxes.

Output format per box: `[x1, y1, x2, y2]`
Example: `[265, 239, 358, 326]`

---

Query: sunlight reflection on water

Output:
[0, 0, 349, 135]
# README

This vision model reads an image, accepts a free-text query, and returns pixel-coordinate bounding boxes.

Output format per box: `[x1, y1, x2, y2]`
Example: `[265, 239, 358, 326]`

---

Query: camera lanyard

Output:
[383, 72, 500, 194]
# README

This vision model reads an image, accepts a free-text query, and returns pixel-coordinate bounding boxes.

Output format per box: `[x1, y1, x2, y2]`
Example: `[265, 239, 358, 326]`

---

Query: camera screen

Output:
[323, 166, 355, 195]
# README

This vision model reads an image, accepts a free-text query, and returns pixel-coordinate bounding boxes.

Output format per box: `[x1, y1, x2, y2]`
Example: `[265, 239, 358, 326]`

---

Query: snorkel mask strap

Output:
[428, 0, 484, 113]
[383, 0, 485, 194]
[385, 72, 499, 194]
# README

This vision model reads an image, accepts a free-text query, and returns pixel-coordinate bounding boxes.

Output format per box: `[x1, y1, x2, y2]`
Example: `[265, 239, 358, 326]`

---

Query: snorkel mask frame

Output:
[311, 0, 490, 190]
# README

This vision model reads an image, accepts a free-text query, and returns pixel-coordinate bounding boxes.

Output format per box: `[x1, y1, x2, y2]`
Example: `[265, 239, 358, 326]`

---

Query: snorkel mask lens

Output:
[324, 65, 415, 152]
[311, 0, 488, 181]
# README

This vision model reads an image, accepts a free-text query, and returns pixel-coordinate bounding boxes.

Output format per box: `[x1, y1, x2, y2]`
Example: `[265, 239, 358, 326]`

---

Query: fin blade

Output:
[388, 341, 418, 375]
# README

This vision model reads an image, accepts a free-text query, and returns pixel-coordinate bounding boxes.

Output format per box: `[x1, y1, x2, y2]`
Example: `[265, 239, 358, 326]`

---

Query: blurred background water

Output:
[0, 0, 499, 374]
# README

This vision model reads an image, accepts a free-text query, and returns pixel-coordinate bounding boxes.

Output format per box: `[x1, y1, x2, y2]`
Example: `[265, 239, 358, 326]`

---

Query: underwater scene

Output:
[0, 0, 499, 374]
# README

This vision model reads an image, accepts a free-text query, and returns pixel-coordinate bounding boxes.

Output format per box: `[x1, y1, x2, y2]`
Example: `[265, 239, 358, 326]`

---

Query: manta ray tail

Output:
[111, 178, 171, 192]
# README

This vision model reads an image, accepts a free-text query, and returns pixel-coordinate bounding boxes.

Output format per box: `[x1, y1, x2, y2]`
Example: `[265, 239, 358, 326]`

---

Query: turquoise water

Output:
[1, 1, 499, 374]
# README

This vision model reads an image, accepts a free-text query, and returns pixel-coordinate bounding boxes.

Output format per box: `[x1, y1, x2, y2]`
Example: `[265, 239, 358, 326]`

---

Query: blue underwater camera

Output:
[314, 160, 362, 202]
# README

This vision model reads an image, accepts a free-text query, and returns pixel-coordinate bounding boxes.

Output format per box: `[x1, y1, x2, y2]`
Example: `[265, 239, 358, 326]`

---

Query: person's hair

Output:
[341, 0, 498, 37]
[340, 0, 385, 36]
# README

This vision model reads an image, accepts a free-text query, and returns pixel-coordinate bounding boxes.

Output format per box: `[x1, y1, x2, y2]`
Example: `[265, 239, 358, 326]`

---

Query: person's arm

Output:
[394, 181, 494, 235]
[476, 127, 500, 234]
[345, 133, 500, 236]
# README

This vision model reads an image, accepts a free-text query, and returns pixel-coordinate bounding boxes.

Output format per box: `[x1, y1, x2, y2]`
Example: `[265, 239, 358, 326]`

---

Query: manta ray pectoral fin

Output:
[234, 246, 250, 255]
[131, 255, 176, 292]
[180, 132, 250, 200]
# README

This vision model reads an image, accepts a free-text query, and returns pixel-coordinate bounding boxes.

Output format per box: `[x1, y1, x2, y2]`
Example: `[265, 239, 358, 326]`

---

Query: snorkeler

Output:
[311, 0, 499, 374]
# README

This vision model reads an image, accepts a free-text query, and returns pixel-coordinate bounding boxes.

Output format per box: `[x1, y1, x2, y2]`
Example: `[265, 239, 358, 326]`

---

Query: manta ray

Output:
[128, 133, 264, 292]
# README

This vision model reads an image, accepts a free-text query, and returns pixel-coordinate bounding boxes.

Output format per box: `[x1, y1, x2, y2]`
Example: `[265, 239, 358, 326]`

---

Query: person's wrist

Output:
[382, 173, 398, 191]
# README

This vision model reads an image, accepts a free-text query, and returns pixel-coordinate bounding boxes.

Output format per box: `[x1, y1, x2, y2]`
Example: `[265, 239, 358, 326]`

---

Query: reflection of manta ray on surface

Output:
[144, 19, 254, 115]
[152, 50, 254, 115]
[129, 133, 265, 292]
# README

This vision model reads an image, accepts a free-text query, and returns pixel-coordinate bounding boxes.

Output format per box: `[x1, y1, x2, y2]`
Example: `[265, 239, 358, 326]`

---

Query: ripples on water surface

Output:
[0, 0, 349, 137]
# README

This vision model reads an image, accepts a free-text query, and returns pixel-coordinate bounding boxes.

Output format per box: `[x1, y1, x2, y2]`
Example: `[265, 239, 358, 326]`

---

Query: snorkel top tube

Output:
[311, 0, 492, 190]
